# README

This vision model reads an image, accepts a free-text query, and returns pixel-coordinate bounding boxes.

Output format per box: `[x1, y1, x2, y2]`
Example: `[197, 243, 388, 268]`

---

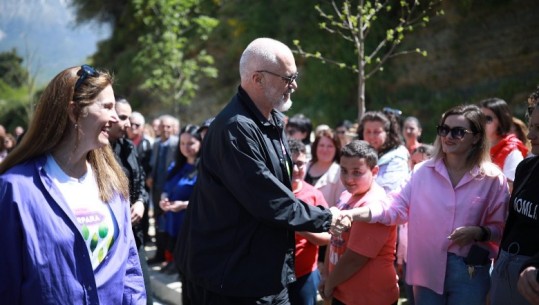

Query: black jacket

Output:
[177, 86, 332, 297]
[500, 155, 539, 257]
[136, 136, 153, 180]
[112, 137, 148, 247]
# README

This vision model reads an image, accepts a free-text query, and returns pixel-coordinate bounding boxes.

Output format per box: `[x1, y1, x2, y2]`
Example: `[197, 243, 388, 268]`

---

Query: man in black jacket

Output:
[177, 37, 341, 305]
[110, 97, 153, 305]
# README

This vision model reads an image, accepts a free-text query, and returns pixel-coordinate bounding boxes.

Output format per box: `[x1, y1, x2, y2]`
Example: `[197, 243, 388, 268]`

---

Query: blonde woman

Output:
[342, 105, 509, 305]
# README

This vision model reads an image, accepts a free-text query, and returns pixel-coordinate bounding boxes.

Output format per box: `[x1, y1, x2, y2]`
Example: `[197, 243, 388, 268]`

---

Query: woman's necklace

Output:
[447, 166, 467, 187]
[54, 155, 88, 182]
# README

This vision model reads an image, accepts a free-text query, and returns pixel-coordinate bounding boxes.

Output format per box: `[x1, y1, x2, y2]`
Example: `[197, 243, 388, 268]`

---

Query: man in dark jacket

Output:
[177, 37, 341, 305]
[110, 97, 153, 305]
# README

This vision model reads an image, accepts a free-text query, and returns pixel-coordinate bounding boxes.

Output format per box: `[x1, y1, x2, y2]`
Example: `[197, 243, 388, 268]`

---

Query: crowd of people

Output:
[1, 36, 539, 305]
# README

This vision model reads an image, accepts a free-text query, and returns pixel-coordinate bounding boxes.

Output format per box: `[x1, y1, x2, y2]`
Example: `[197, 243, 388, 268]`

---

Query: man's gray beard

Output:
[277, 99, 293, 112]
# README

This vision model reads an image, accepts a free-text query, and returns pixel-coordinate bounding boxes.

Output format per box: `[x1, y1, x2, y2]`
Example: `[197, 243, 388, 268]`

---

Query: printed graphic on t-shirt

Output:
[513, 196, 538, 220]
[74, 207, 115, 269]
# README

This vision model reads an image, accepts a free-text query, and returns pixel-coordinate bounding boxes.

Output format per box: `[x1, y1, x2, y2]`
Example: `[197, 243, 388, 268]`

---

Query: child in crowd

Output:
[287, 139, 331, 305]
[410, 143, 434, 169]
[321, 140, 399, 305]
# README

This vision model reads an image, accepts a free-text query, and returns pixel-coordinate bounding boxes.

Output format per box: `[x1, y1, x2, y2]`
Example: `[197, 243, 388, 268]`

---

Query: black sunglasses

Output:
[437, 124, 475, 139]
[75, 64, 97, 91]
[256, 70, 298, 86]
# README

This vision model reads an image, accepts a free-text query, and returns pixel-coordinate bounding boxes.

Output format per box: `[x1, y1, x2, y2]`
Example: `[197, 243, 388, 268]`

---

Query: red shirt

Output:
[294, 182, 329, 277]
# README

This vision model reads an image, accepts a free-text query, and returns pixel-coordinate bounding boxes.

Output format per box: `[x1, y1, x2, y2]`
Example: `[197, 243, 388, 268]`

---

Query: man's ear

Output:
[252, 71, 264, 86]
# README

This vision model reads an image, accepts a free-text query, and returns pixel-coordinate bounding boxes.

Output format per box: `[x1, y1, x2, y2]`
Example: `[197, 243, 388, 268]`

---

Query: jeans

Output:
[490, 248, 533, 305]
[288, 270, 320, 305]
[414, 253, 490, 305]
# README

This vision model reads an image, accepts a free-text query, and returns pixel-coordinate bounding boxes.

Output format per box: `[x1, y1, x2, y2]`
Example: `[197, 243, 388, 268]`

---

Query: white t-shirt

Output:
[44, 154, 118, 270]
[503, 149, 524, 181]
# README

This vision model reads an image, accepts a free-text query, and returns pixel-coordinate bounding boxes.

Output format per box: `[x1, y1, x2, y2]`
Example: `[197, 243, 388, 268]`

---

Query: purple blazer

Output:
[0, 155, 146, 304]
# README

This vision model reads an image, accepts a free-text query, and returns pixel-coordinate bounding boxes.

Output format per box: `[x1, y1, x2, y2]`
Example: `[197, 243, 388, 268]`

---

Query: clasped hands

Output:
[329, 207, 353, 236]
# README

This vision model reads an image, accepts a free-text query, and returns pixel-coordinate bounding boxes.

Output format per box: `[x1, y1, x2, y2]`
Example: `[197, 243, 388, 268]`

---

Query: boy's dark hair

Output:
[341, 140, 378, 169]
[287, 138, 306, 155]
[287, 114, 313, 144]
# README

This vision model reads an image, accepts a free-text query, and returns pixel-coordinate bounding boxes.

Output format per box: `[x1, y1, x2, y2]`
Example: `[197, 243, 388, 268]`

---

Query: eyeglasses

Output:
[287, 128, 300, 135]
[436, 124, 475, 139]
[293, 160, 306, 168]
[413, 146, 431, 155]
[256, 70, 298, 86]
[75, 64, 97, 91]
[485, 115, 494, 124]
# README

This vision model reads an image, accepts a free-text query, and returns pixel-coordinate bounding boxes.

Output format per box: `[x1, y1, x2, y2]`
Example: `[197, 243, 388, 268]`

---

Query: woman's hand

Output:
[447, 226, 482, 246]
[159, 198, 170, 212]
[131, 201, 145, 224]
[167, 201, 189, 213]
[518, 267, 539, 305]
[330, 208, 352, 236]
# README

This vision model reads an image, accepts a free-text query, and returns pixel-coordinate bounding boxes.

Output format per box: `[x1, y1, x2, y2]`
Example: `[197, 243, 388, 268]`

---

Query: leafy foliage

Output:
[132, 0, 218, 112]
[70, 0, 218, 116]
[294, 0, 444, 121]
[0, 49, 29, 88]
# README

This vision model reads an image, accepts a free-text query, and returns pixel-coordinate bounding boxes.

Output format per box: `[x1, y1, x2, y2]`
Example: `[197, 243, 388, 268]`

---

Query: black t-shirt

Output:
[500, 156, 539, 256]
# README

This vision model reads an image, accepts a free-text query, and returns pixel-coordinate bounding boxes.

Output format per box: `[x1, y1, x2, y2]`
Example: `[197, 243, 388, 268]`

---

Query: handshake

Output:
[329, 207, 353, 236]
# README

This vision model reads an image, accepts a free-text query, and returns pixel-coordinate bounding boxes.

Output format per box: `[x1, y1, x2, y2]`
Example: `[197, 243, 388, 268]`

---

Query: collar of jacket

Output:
[237, 86, 286, 130]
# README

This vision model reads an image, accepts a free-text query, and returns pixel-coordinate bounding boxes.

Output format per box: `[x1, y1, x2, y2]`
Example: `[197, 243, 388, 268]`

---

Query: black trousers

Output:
[184, 278, 290, 305]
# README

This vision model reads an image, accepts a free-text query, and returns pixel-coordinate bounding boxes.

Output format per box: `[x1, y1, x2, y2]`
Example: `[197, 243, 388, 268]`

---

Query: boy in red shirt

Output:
[321, 140, 399, 305]
[287, 139, 331, 305]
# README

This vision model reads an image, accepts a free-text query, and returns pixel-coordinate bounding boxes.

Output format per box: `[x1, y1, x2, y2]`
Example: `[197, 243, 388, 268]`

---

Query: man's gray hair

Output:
[239, 38, 292, 81]
[131, 111, 145, 125]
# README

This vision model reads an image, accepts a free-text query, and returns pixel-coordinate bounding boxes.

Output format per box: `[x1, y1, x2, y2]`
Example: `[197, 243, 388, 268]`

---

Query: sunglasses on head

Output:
[436, 124, 475, 139]
[74, 64, 98, 92]
[382, 107, 402, 117]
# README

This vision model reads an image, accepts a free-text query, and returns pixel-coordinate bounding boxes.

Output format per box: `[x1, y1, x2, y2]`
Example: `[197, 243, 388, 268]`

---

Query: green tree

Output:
[133, 0, 218, 115]
[0, 49, 35, 131]
[71, 0, 218, 117]
[0, 49, 29, 88]
[294, 0, 443, 122]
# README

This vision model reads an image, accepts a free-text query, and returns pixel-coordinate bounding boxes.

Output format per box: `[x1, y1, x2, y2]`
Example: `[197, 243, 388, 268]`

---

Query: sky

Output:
[0, 0, 111, 86]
